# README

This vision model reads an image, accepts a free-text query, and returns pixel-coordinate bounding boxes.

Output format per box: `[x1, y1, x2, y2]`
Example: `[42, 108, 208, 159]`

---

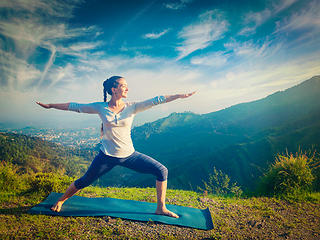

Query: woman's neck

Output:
[108, 97, 124, 107]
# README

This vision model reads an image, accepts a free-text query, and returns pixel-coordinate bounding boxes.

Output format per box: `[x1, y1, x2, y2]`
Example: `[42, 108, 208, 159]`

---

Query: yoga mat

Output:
[28, 192, 214, 230]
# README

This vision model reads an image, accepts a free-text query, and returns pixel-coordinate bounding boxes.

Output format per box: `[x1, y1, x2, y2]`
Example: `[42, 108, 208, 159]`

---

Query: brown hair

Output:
[101, 76, 123, 137]
[103, 76, 123, 102]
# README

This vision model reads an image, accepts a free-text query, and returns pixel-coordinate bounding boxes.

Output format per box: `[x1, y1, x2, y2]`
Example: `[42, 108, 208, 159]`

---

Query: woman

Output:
[36, 76, 196, 218]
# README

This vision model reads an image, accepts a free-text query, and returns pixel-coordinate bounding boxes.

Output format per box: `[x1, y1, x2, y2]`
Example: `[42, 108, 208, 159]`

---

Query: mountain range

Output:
[129, 76, 320, 190]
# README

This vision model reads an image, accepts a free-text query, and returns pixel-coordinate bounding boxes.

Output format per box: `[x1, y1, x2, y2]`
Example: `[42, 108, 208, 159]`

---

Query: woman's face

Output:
[113, 78, 129, 98]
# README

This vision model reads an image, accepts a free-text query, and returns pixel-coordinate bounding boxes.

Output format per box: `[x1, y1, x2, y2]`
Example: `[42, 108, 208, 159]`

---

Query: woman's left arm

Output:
[164, 91, 196, 103]
[133, 91, 196, 114]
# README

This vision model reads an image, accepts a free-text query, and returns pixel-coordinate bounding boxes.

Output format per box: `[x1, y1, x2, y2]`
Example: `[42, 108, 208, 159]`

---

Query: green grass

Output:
[1, 161, 320, 239]
[1, 184, 320, 239]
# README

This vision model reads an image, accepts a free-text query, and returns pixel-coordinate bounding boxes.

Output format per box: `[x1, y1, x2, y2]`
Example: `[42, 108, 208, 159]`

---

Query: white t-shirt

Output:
[68, 96, 166, 158]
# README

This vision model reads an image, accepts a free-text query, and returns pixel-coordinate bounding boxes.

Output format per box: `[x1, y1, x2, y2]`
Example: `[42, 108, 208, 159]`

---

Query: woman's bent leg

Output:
[51, 182, 79, 212]
[120, 152, 178, 218]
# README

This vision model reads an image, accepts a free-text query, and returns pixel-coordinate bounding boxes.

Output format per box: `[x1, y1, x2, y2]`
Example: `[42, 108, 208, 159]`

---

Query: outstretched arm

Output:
[36, 102, 70, 110]
[164, 91, 196, 103]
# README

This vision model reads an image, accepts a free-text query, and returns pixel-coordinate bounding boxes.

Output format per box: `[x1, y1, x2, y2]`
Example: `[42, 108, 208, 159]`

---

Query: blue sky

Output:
[0, 0, 319, 127]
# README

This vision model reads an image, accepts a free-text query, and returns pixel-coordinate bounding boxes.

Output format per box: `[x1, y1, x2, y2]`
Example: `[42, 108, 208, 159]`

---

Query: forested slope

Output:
[0, 133, 142, 188]
[0, 132, 94, 176]
[131, 76, 320, 190]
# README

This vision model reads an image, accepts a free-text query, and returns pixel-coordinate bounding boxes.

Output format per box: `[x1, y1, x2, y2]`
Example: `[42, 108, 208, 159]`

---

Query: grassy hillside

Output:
[1, 161, 320, 239]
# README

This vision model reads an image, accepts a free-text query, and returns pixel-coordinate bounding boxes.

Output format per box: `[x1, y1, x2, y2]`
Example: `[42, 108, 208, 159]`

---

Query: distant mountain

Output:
[131, 76, 320, 190]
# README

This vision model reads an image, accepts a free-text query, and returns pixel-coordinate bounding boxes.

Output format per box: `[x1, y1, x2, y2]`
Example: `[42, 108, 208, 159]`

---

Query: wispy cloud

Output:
[238, 8, 271, 36]
[37, 44, 57, 87]
[238, 0, 298, 36]
[190, 51, 229, 67]
[224, 39, 272, 59]
[0, 49, 42, 89]
[0, 0, 102, 93]
[45, 63, 77, 90]
[0, 0, 83, 19]
[274, 0, 298, 12]
[0, 19, 100, 52]
[58, 40, 104, 58]
[142, 28, 171, 39]
[176, 10, 229, 60]
[120, 45, 152, 52]
[274, 0, 320, 33]
[205, 55, 320, 112]
[165, 0, 193, 10]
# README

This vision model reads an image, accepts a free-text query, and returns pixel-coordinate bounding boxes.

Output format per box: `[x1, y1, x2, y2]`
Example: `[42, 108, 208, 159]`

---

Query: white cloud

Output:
[142, 28, 171, 39]
[238, 0, 298, 36]
[60, 41, 104, 57]
[274, 1, 320, 33]
[0, 0, 83, 19]
[120, 45, 152, 52]
[176, 10, 229, 60]
[202, 56, 320, 113]
[223, 37, 285, 64]
[78, 55, 163, 75]
[0, 0, 103, 94]
[190, 51, 229, 67]
[0, 19, 99, 50]
[238, 8, 271, 36]
[0, 49, 42, 89]
[37, 43, 57, 87]
[273, 0, 299, 14]
[45, 63, 78, 90]
[165, 0, 193, 10]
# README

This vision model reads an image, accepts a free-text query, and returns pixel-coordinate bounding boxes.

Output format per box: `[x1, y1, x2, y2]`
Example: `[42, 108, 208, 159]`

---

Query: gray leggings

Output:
[74, 150, 168, 189]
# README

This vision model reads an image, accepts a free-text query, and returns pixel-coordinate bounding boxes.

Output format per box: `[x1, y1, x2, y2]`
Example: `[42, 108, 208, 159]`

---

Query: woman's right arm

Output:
[36, 102, 99, 114]
[36, 102, 70, 110]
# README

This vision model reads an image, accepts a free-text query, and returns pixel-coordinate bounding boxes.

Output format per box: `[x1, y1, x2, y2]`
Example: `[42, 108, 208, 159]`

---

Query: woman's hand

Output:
[36, 102, 51, 109]
[36, 102, 70, 110]
[165, 91, 197, 103]
[179, 91, 197, 99]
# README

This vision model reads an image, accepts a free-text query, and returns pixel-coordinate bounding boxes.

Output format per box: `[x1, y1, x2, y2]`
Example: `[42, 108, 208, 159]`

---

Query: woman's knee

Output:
[74, 179, 83, 190]
[74, 178, 91, 190]
[157, 165, 168, 182]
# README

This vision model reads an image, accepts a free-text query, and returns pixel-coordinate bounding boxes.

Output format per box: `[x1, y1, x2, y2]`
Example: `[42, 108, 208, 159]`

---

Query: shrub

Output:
[0, 161, 24, 191]
[257, 149, 318, 196]
[28, 172, 74, 194]
[198, 167, 243, 197]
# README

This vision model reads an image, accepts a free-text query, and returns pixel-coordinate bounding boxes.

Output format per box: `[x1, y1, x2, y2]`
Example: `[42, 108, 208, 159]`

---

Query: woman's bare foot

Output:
[51, 201, 64, 212]
[155, 208, 179, 218]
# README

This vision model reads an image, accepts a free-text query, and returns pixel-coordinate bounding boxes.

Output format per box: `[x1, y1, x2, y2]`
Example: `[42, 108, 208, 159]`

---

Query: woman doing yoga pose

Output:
[36, 76, 196, 218]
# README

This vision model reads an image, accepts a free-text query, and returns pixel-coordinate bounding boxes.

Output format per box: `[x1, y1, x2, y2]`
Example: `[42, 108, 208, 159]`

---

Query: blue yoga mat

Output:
[28, 192, 214, 230]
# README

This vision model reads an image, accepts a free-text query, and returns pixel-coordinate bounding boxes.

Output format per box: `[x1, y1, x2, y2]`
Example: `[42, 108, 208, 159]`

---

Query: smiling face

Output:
[112, 78, 129, 99]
